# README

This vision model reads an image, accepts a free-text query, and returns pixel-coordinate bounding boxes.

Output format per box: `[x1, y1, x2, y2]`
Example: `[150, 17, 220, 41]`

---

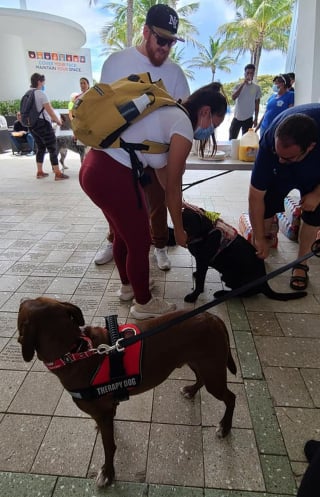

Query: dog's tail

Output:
[222, 324, 237, 375]
[214, 286, 307, 301]
[227, 351, 237, 375]
[262, 284, 307, 301]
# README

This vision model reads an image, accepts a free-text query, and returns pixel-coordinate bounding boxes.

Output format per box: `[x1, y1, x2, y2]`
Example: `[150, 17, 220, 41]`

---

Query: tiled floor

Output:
[0, 149, 319, 497]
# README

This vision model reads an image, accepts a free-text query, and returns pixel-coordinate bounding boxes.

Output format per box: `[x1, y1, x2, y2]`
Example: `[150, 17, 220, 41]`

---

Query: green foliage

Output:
[94, 1, 292, 87]
[255, 74, 276, 104]
[170, 47, 195, 80]
[0, 100, 69, 115]
[218, 0, 295, 75]
[51, 100, 69, 109]
[0, 100, 20, 115]
[188, 37, 236, 81]
[99, 0, 200, 53]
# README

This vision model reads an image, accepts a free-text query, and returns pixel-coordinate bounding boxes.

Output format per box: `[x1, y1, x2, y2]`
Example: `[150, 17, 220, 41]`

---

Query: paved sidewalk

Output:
[0, 150, 319, 497]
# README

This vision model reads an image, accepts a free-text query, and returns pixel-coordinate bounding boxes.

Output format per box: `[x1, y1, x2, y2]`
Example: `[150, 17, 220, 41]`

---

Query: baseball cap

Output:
[273, 74, 290, 87]
[146, 4, 185, 42]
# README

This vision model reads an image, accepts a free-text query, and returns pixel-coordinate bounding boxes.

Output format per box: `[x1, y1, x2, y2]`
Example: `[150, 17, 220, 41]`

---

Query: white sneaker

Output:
[154, 247, 171, 271]
[94, 243, 113, 265]
[130, 297, 176, 320]
[117, 279, 155, 301]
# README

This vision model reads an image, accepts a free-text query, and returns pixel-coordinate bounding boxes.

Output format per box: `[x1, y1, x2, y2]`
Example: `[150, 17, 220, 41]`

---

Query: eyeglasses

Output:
[273, 148, 307, 163]
[150, 28, 177, 48]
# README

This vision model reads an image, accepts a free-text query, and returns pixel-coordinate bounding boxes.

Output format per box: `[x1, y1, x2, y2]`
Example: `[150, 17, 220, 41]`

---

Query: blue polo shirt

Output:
[251, 103, 320, 196]
[260, 91, 294, 136]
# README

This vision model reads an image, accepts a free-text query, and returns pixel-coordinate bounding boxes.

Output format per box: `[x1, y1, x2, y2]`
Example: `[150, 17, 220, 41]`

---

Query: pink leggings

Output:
[79, 149, 152, 304]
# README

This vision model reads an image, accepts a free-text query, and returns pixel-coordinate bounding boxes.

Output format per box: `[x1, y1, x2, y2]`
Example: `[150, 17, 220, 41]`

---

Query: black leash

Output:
[108, 240, 320, 353]
[182, 170, 232, 191]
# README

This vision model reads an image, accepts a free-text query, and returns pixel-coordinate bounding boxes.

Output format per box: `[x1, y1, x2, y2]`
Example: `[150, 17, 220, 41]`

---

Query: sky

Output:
[0, 0, 289, 92]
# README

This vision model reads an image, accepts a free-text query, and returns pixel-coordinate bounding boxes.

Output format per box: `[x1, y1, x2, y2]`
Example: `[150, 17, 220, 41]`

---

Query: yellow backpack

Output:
[71, 72, 186, 153]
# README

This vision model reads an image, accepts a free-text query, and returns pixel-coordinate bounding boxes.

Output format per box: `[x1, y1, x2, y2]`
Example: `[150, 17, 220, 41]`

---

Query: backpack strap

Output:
[29, 89, 45, 128]
[119, 138, 150, 208]
[110, 137, 169, 154]
[107, 100, 187, 153]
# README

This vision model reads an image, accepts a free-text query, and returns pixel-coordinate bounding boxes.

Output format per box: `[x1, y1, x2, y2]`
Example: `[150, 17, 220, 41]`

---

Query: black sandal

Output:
[290, 263, 309, 291]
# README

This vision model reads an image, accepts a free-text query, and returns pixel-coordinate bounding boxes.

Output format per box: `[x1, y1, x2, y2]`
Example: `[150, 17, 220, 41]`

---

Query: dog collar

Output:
[187, 227, 217, 245]
[44, 329, 97, 370]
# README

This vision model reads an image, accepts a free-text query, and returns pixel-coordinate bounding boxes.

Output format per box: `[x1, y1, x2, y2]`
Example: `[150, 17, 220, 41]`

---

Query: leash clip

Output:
[96, 343, 115, 355]
[115, 338, 125, 352]
[96, 339, 125, 355]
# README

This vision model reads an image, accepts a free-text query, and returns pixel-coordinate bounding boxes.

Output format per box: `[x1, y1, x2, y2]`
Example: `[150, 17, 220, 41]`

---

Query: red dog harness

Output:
[45, 324, 143, 402]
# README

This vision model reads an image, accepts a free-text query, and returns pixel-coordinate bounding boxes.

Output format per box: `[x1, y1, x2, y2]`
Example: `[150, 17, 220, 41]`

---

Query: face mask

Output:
[272, 84, 278, 92]
[41, 85, 46, 91]
[194, 117, 215, 140]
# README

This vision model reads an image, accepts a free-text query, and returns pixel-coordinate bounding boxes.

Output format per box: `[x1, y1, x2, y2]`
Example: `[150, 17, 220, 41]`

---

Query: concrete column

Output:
[294, 0, 320, 104]
[0, 34, 29, 100]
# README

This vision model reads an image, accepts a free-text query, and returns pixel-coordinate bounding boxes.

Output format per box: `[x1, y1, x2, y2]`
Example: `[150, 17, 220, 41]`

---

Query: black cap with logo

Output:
[146, 4, 185, 42]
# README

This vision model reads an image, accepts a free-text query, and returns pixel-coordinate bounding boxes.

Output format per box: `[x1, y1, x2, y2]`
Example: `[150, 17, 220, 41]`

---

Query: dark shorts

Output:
[264, 188, 320, 226]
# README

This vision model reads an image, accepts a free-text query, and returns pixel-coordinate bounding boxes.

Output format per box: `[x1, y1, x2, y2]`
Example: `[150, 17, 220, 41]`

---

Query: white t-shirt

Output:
[99, 46, 192, 169]
[34, 89, 51, 123]
[105, 106, 193, 169]
[100, 46, 190, 101]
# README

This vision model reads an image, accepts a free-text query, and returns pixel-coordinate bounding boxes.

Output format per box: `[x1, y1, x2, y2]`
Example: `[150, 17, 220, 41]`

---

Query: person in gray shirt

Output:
[229, 63, 261, 140]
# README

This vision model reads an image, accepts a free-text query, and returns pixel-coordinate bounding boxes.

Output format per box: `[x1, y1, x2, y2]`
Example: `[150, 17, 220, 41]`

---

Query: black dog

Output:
[182, 205, 307, 302]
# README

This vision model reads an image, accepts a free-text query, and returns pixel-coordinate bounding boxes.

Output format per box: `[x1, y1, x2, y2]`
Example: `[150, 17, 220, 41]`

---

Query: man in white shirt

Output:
[95, 4, 190, 270]
[229, 64, 261, 140]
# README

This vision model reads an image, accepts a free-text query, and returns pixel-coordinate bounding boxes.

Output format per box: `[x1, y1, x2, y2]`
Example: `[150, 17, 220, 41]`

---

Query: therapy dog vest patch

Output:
[69, 324, 143, 401]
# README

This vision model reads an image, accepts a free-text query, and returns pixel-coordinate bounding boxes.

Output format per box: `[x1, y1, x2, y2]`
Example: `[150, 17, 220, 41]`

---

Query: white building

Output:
[285, 0, 320, 104]
[0, 8, 92, 101]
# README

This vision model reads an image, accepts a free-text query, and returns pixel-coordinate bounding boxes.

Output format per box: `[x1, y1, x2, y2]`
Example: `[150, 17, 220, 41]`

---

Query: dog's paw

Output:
[184, 292, 199, 303]
[96, 468, 114, 487]
[216, 422, 231, 439]
[180, 385, 197, 399]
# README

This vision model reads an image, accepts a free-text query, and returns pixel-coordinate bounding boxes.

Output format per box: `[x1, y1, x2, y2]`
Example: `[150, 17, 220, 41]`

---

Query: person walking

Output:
[248, 103, 320, 290]
[256, 74, 294, 136]
[79, 84, 227, 319]
[94, 4, 190, 270]
[27, 73, 68, 180]
[229, 63, 261, 140]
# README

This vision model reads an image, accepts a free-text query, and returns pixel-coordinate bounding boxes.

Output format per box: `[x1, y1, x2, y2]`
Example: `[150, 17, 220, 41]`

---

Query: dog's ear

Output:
[17, 319, 36, 362]
[182, 207, 197, 230]
[60, 302, 85, 326]
[183, 207, 209, 237]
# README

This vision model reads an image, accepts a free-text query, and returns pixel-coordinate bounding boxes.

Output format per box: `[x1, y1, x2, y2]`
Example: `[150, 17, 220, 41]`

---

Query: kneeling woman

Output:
[79, 83, 227, 319]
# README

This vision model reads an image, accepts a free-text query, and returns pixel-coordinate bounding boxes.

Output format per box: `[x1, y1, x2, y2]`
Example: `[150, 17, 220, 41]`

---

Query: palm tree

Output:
[218, 0, 295, 76]
[170, 47, 195, 80]
[97, 0, 200, 51]
[188, 37, 236, 81]
[127, 0, 134, 47]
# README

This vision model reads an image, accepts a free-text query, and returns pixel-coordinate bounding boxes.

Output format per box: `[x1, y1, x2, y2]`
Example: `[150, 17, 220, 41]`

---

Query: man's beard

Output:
[145, 37, 169, 67]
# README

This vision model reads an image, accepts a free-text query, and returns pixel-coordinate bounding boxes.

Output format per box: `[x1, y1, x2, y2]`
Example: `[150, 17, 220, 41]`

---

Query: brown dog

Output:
[17, 297, 236, 487]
